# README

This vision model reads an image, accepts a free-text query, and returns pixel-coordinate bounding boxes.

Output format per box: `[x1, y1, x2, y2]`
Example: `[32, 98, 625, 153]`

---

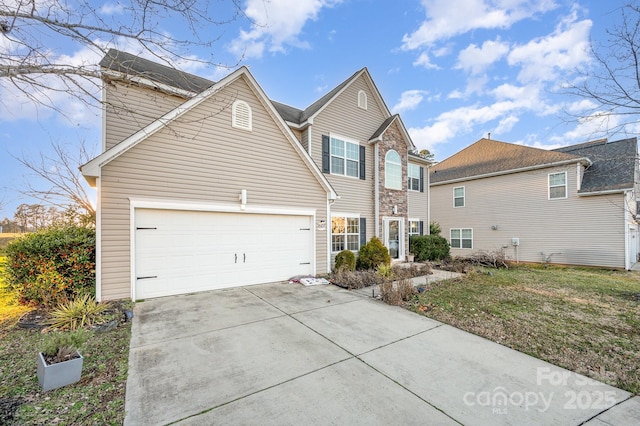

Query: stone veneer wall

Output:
[377, 121, 409, 257]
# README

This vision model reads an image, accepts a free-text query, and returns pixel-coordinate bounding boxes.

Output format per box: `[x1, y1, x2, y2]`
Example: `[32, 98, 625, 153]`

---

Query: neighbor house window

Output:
[408, 220, 422, 236]
[331, 216, 360, 252]
[358, 90, 367, 110]
[231, 100, 252, 131]
[450, 228, 472, 249]
[385, 150, 402, 190]
[331, 136, 360, 178]
[408, 164, 422, 191]
[453, 186, 465, 207]
[549, 172, 567, 199]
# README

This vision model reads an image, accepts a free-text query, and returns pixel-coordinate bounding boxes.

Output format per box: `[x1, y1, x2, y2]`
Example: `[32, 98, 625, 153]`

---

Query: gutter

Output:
[430, 158, 592, 186]
[102, 69, 199, 98]
[577, 188, 632, 197]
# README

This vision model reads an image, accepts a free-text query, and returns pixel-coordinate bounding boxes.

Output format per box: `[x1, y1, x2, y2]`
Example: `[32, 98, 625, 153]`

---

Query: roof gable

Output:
[369, 114, 416, 151]
[83, 64, 337, 199]
[554, 138, 638, 193]
[431, 139, 586, 184]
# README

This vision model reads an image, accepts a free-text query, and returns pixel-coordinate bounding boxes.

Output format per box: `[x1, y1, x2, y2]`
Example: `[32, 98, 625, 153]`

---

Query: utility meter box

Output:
[511, 238, 520, 246]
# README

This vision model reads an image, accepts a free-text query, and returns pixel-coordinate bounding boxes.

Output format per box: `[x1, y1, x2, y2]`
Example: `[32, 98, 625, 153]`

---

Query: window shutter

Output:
[419, 221, 424, 235]
[359, 217, 366, 248]
[359, 145, 366, 180]
[322, 135, 330, 173]
[419, 166, 424, 193]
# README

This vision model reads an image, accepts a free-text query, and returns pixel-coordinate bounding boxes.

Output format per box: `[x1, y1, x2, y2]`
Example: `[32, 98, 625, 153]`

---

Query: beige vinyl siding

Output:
[310, 76, 387, 241]
[430, 164, 626, 268]
[100, 76, 328, 300]
[407, 161, 428, 225]
[104, 82, 185, 150]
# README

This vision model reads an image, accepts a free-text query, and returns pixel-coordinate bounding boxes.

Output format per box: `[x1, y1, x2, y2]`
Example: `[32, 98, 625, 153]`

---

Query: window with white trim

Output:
[331, 216, 360, 252]
[408, 220, 421, 236]
[330, 136, 360, 178]
[358, 90, 367, 110]
[549, 172, 567, 199]
[453, 186, 465, 207]
[408, 164, 421, 191]
[231, 100, 252, 131]
[385, 150, 402, 190]
[450, 228, 472, 249]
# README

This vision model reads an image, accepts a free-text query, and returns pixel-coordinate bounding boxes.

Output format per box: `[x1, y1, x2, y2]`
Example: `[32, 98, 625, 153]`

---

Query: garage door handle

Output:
[235, 254, 237, 263]
[243, 253, 246, 263]
[137, 276, 157, 280]
[300, 262, 310, 265]
[136, 227, 157, 230]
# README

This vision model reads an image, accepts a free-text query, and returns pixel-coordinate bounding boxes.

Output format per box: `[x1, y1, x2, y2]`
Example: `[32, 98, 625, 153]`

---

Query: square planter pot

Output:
[37, 352, 83, 392]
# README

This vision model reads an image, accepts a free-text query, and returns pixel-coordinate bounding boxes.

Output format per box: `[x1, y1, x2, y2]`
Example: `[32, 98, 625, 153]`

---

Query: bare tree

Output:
[15, 140, 96, 222]
[14, 203, 29, 232]
[565, 3, 640, 134]
[1, 1, 246, 113]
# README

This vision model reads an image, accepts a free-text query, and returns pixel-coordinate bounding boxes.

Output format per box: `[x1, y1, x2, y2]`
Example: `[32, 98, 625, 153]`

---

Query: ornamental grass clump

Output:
[46, 294, 107, 331]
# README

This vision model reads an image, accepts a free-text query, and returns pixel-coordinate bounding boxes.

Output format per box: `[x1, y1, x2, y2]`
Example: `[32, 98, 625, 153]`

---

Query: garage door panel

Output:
[135, 209, 314, 299]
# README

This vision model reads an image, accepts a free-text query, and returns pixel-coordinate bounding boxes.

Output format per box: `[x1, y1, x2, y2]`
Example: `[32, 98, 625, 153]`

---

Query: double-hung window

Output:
[453, 186, 465, 207]
[450, 228, 472, 249]
[331, 216, 360, 251]
[330, 137, 360, 178]
[549, 172, 567, 199]
[408, 164, 422, 191]
[408, 220, 422, 236]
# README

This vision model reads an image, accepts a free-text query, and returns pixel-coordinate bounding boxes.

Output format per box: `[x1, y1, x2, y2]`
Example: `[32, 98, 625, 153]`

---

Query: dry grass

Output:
[410, 265, 640, 393]
[381, 279, 417, 305]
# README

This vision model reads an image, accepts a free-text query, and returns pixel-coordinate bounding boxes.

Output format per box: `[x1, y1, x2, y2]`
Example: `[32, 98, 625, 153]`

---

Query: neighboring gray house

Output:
[430, 137, 639, 269]
[81, 50, 430, 301]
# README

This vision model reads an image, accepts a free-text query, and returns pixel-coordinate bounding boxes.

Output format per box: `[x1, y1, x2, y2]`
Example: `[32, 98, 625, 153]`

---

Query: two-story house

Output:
[430, 137, 639, 269]
[81, 49, 430, 300]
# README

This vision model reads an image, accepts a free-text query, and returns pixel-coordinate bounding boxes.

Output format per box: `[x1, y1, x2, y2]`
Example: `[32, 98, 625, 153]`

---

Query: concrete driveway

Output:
[124, 282, 638, 425]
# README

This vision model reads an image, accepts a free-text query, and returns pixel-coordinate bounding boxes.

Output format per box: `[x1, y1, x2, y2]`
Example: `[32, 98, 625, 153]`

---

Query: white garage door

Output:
[134, 209, 314, 299]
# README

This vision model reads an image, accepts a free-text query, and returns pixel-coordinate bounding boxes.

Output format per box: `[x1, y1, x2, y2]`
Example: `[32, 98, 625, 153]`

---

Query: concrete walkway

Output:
[124, 281, 638, 425]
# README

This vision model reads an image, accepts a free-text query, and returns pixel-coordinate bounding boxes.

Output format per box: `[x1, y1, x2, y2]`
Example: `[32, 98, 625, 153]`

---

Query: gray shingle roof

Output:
[430, 139, 584, 184]
[100, 49, 214, 94]
[554, 138, 638, 193]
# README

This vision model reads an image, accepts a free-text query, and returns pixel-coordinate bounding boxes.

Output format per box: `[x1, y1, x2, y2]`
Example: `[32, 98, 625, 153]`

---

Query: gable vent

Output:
[358, 90, 367, 110]
[232, 100, 252, 131]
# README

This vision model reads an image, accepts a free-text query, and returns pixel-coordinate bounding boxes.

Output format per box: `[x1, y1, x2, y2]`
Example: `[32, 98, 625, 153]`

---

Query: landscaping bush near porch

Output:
[409, 235, 450, 261]
[409, 266, 640, 394]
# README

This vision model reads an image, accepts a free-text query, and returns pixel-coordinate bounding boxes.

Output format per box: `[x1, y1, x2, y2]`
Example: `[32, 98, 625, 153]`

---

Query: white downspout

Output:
[374, 143, 380, 238]
[95, 175, 102, 301]
[427, 164, 431, 235]
[625, 190, 631, 270]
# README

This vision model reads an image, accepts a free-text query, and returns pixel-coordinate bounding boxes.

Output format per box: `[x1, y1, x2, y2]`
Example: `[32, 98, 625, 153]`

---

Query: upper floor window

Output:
[232, 100, 252, 131]
[358, 90, 367, 110]
[453, 186, 465, 207]
[385, 150, 402, 190]
[331, 136, 360, 178]
[549, 172, 567, 199]
[408, 163, 423, 192]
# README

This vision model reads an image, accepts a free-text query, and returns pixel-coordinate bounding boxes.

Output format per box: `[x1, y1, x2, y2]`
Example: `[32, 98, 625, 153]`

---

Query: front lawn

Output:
[0, 256, 132, 425]
[410, 265, 640, 394]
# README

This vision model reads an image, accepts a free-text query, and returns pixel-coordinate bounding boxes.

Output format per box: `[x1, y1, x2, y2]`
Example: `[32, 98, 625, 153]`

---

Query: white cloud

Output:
[507, 11, 592, 83]
[413, 52, 439, 69]
[402, 0, 557, 51]
[456, 38, 510, 74]
[99, 2, 125, 15]
[392, 90, 428, 114]
[228, 0, 342, 59]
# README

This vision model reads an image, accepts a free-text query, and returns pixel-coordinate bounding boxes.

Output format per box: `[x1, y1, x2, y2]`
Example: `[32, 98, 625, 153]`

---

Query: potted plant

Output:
[37, 329, 89, 392]
[407, 253, 415, 262]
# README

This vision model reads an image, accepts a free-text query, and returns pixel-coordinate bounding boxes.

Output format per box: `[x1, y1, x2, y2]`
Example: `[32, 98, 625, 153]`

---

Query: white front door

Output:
[383, 218, 404, 260]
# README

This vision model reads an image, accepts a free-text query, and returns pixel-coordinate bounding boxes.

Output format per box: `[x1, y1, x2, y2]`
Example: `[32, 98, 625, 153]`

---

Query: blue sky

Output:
[0, 0, 631, 218]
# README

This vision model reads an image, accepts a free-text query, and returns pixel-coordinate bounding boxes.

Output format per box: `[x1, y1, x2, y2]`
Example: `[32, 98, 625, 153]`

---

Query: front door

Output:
[384, 218, 403, 260]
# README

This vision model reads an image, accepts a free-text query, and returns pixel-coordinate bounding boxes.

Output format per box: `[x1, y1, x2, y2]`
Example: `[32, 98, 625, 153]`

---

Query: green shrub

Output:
[334, 249, 356, 271]
[410, 234, 450, 261]
[429, 221, 442, 236]
[41, 329, 90, 363]
[5, 226, 95, 307]
[356, 237, 391, 270]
